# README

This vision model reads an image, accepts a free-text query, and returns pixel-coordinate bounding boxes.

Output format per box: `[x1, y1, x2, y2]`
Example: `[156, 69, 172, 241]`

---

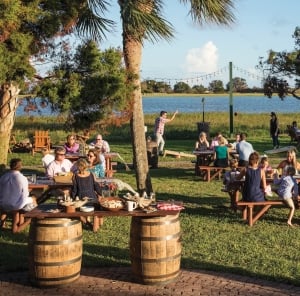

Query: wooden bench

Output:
[236, 200, 284, 226]
[198, 166, 224, 182]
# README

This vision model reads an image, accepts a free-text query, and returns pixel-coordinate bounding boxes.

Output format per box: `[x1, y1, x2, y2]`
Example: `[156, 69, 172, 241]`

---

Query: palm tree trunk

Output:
[123, 37, 152, 194]
[0, 83, 20, 171]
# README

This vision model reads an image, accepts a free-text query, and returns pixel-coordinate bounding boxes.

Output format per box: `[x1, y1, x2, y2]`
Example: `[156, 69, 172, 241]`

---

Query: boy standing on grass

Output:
[273, 166, 298, 227]
[154, 110, 178, 156]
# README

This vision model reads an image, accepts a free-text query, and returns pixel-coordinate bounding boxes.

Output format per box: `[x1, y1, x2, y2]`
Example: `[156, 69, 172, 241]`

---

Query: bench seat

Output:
[198, 166, 225, 182]
[236, 200, 284, 226]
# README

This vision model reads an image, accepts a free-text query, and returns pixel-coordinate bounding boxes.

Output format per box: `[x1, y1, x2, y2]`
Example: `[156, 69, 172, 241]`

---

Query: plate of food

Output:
[100, 197, 124, 211]
[80, 206, 95, 213]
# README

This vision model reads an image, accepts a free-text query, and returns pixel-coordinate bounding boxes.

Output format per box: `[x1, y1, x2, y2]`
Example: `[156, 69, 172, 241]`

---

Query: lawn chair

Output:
[32, 130, 51, 155]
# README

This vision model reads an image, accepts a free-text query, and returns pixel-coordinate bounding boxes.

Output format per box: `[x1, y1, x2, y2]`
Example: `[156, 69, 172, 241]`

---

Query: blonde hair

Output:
[77, 158, 88, 173]
[218, 136, 226, 145]
[199, 132, 206, 138]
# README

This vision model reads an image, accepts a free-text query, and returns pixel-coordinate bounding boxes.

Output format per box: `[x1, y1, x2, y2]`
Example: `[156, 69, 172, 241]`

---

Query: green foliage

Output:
[258, 26, 300, 99]
[35, 41, 128, 130]
[209, 80, 225, 93]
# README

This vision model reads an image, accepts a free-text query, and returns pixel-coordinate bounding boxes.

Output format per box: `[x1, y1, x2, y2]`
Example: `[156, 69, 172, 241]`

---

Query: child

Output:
[273, 166, 298, 227]
[223, 159, 240, 211]
[259, 155, 273, 197]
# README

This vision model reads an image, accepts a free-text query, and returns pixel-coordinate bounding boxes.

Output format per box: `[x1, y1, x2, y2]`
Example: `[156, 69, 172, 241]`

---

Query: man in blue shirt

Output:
[236, 133, 254, 167]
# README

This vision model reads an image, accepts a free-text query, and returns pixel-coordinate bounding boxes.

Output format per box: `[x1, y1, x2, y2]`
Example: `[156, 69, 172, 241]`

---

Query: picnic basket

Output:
[53, 172, 73, 184]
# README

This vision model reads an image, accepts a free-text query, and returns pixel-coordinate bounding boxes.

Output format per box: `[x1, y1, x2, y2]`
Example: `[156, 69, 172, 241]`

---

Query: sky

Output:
[98, 0, 299, 88]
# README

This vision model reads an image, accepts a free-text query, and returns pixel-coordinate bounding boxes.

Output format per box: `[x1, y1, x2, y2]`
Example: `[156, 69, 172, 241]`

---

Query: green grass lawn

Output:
[1, 113, 300, 286]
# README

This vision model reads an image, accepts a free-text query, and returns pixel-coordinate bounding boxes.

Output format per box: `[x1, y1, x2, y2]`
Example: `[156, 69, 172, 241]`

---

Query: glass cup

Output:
[31, 174, 37, 184]
[102, 190, 111, 198]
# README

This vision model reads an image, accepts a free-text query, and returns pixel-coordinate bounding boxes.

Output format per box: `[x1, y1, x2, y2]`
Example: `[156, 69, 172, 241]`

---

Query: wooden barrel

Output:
[130, 214, 181, 285]
[28, 218, 82, 287]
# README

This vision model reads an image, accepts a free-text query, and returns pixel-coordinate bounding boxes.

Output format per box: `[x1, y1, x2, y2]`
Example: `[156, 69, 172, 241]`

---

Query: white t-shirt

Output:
[42, 154, 55, 169]
[0, 170, 31, 211]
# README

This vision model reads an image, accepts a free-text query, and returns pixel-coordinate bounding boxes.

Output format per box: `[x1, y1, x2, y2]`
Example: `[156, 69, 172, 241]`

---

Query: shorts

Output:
[22, 197, 37, 212]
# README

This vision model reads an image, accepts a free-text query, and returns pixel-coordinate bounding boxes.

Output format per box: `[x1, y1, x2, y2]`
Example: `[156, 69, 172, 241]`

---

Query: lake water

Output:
[16, 95, 300, 116]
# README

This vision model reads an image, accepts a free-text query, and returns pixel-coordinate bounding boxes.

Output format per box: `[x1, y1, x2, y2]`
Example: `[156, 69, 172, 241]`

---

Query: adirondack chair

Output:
[32, 130, 51, 155]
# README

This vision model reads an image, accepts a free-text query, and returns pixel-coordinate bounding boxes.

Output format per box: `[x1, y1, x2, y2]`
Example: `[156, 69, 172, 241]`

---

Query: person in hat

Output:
[270, 112, 280, 149]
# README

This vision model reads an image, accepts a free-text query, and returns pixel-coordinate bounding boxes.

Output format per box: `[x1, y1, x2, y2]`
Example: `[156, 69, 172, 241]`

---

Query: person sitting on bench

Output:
[0, 158, 37, 233]
[236, 151, 266, 202]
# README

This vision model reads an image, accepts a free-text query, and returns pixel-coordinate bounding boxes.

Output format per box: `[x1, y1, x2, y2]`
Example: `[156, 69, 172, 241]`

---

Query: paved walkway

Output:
[1, 267, 300, 296]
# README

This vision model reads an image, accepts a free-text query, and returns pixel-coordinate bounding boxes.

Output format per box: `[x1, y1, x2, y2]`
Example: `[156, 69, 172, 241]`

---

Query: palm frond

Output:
[75, 9, 114, 42]
[180, 0, 236, 26]
[120, 0, 175, 43]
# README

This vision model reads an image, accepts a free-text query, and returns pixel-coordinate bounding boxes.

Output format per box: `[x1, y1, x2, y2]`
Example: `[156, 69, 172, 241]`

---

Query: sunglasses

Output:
[87, 155, 95, 158]
[56, 153, 66, 156]
[96, 139, 101, 140]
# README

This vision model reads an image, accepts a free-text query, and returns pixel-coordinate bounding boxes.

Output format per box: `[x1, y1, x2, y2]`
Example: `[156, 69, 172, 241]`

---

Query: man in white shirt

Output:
[47, 147, 73, 178]
[0, 158, 37, 232]
[90, 134, 110, 153]
[236, 133, 254, 167]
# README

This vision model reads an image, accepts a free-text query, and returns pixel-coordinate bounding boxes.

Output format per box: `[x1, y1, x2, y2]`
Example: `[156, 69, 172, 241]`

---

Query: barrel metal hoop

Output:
[33, 255, 82, 266]
[131, 231, 181, 242]
[141, 269, 180, 280]
[135, 215, 179, 226]
[34, 219, 80, 228]
[133, 252, 181, 263]
[31, 234, 83, 245]
[34, 271, 81, 282]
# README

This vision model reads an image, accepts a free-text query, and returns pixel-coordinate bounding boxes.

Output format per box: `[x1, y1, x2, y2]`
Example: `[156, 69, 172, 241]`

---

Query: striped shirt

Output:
[154, 116, 167, 135]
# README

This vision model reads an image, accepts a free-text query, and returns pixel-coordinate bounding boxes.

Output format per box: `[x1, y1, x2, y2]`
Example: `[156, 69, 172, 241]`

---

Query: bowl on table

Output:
[80, 206, 95, 213]
[99, 197, 124, 212]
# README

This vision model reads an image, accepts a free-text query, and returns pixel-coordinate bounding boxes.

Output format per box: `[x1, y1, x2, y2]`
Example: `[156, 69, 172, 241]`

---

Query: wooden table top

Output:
[24, 203, 181, 219]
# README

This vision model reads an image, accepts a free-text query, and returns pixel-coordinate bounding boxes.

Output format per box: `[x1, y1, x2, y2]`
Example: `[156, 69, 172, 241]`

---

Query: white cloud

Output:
[184, 41, 219, 73]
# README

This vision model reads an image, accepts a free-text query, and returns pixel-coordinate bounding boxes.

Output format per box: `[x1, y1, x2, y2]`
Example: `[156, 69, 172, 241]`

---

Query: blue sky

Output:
[99, 0, 299, 88]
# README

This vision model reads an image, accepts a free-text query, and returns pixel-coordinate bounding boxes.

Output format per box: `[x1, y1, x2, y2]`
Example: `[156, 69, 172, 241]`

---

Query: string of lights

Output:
[141, 64, 264, 85]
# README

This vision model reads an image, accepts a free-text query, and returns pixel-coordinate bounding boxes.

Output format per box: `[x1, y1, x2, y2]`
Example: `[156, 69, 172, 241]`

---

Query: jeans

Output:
[271, 134, 279, 148]
[155, 133, 165, 154]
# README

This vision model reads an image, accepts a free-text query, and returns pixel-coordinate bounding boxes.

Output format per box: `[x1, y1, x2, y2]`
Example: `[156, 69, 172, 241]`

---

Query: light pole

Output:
[202, 97, 205, 122]
[229, 61, 233, 137]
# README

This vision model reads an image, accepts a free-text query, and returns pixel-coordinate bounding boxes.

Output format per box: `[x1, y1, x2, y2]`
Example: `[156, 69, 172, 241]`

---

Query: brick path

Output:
[1, 267, 300, 296]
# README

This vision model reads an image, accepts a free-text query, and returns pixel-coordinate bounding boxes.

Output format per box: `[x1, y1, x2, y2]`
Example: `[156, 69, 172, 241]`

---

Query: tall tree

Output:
[0, 0, 236, 193]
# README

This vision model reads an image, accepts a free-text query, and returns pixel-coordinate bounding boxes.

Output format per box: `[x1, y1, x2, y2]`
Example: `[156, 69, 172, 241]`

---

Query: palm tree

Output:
[0, 1, 236, 192]
[82, 0, 236, 193]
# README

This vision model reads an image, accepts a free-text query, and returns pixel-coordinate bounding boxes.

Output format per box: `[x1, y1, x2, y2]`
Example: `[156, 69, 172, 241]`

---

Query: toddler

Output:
[223, 159, 241, 211]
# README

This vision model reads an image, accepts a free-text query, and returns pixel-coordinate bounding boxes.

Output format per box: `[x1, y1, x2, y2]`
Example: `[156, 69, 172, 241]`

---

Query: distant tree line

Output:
[141, 77, 263, 94]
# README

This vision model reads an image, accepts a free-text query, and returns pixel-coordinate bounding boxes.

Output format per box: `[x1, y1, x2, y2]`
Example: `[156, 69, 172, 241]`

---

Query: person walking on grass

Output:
[270, 112, 280, 149]
[273, 166, 298, 227]
[154, 110, 178, 156]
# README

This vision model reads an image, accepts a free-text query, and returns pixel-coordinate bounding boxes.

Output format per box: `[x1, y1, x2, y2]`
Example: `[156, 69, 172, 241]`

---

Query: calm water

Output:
[16, 95, 300, 116]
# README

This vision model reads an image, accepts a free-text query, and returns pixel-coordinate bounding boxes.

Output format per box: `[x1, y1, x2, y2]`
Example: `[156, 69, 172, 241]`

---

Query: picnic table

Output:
[193, 149, 239, 180]
[224, 176, 300, 226]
